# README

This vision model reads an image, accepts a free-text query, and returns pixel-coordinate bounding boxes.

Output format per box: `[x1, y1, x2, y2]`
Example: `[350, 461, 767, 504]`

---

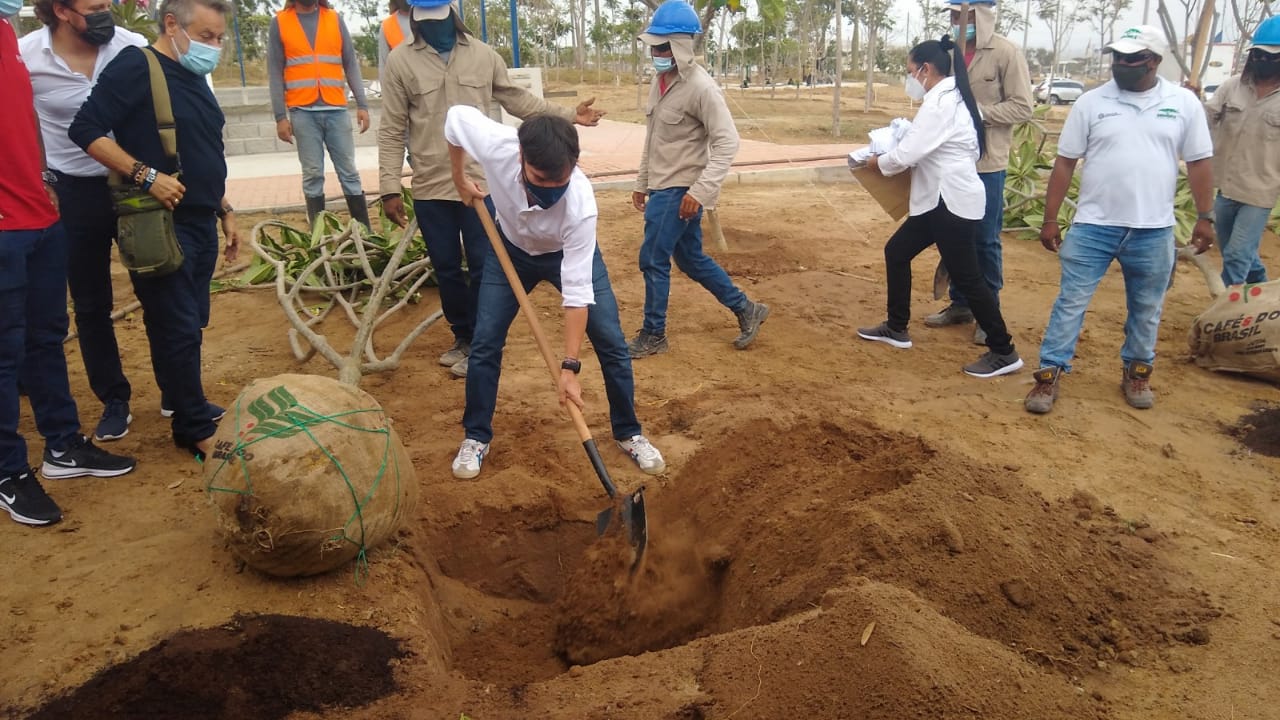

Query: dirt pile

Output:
[26, 615, 406, 720]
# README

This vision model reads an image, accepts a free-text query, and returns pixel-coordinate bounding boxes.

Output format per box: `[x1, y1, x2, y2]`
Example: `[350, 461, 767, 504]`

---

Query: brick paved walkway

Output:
[226, 118, 851, 213]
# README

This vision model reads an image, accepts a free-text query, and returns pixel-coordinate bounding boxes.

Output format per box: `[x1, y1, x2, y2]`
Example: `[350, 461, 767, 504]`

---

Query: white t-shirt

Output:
[1057, 77, 1213, 228]
[878, 76, 986, 220]
[443, 104, 597, 308]
[20, 26, 148, 177]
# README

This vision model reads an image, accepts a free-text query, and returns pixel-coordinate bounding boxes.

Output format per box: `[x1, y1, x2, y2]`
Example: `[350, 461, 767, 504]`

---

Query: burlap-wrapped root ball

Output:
[202, 373, 417, 577]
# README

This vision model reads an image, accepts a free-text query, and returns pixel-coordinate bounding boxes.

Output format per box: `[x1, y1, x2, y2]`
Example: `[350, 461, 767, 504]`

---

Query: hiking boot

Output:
[41, 435, 137, 480]
[856, 322, 912, 349]
[161, 400, 226, 422]
[93, 399, 133, 442]
[963, 350, 1024, 378]
[452, 438, 490, 479]
[439, 339, 470, 368]
[628, 330, 669, 358]
[616, 435, 666, 475]
[1122, 361, 1155, 409]
[973, 326, 988, 345]
[733, 300, 771, 349]
[0, 468, 62, 526]
[450, 356, 469, 378]
[1024, 367, 1063, 414]
[924, 304, 975, 327]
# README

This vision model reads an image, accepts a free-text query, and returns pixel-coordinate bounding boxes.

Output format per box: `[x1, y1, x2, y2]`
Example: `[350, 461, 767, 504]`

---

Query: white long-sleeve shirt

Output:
[878, 76, 986, 220]
[443, 104, 597, 308]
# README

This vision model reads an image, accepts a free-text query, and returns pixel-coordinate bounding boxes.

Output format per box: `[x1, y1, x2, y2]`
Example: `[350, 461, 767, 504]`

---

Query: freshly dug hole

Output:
[203, 373, 417, 577]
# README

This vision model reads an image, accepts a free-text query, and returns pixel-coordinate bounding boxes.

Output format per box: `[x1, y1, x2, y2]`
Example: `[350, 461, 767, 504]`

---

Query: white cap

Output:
[1104, 25, 1169, 57]
[410, 4, 452, 21]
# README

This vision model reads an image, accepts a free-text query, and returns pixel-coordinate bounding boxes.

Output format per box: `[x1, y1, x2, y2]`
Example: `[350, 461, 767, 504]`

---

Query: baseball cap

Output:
[1104, 25, 1169, 57]
[408, 0, 453, 21]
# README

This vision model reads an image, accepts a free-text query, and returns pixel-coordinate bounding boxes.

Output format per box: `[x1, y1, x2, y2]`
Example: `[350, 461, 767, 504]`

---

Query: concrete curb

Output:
[243, 163, 854, 215]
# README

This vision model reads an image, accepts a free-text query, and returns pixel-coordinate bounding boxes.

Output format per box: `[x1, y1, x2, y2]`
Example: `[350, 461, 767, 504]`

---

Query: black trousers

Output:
[884, 200, 1015, 356]
[53, 173, 132, 407]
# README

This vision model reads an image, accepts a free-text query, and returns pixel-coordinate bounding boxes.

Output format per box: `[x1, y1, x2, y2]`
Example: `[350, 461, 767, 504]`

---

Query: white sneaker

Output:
[451, 438, 489, 479]
[616, 435, 665, 475]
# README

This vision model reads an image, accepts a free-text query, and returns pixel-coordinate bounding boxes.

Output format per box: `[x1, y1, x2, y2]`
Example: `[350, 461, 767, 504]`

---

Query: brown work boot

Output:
[1024, 366, 1062, 414]
[1122, 361, 1155, 409]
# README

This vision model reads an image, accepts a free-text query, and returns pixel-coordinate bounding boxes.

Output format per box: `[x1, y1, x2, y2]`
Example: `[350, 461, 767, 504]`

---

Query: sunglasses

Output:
[1113, 51, 1155, 64]
[1249, 49, 1280, 62]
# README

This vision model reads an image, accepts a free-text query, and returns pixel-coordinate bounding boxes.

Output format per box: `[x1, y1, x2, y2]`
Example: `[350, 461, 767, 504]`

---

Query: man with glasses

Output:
[1025, 25, 1216, 414]
[1204, 15, 1280, 287]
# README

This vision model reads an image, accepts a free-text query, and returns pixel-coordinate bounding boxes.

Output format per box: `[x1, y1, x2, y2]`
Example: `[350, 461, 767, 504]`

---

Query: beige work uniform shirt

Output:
[1206, 75, 1280, 209]
[965, 16, 1034, 173]
[378, 33, 574, 201]
[635, 63, 739, 208]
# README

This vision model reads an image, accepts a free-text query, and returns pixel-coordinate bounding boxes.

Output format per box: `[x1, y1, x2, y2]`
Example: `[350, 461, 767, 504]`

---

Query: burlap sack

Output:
[1189, 281, 1280, 382]
[203, 373, 418, 577]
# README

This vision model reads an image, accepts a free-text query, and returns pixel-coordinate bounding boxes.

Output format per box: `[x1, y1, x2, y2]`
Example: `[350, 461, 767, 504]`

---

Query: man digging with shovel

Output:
[443, 104, 666, 481]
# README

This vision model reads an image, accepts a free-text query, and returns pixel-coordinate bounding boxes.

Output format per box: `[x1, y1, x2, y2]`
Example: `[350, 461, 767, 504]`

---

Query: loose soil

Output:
[3, 181, 1279, 720]
[1230, 406, 1280, 458]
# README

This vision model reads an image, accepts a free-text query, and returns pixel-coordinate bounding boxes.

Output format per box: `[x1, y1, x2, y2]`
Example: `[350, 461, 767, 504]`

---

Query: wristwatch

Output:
[41, 169, 57, 187]
[216, 204, 234, 219]
[1197, 210, 1215, 223]
[561, 357, 582, 374]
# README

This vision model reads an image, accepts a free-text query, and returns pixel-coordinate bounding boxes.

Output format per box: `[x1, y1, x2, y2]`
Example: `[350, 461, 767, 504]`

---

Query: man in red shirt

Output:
[0, 17, 136, 527]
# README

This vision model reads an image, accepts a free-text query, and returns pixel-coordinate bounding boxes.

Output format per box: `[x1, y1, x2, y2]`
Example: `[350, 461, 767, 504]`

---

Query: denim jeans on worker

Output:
[1037, 223, 1175, 373]
[463, 233, 642, 445]
[0, 224, 81, 475]
[54, 173, 132, 407]
[129, 210, 219, 443]
[639, 187, 748, 336]
[290, 108, 363, 198]
[1214, 193, 1270, 287]
[950, 170, 1007, 308]
[414, 199, 489, 343]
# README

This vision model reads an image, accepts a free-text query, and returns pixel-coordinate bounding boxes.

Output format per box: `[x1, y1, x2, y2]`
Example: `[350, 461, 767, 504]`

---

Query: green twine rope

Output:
[205, 391, 404, 583]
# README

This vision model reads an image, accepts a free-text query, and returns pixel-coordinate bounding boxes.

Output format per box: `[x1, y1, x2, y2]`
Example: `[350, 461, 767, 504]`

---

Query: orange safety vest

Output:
[381, 14, 406, 50]
[278, 7, 347, 108]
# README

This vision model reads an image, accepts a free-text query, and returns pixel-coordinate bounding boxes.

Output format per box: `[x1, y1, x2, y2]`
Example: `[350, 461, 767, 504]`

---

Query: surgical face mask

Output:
[0, 0, 23, 16]
[950, 24, 977, 41]
[1111, 62, 1150, 91]
[652, 55, 674, 73]
[523, 170, 570, 209]
[905, 69, 927, 100]
[173, 27, 222, 76]
[79, 9, 117, 46]
[416, 18, 456, 53]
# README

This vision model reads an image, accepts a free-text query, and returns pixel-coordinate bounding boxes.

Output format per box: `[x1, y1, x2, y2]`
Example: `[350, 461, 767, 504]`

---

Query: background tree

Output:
[1083, 0, 1133, 77]
[1037, 0, 1081, 86]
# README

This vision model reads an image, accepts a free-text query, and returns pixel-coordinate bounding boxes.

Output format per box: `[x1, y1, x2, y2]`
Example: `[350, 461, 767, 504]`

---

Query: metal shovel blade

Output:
[596, 486, 648, 573]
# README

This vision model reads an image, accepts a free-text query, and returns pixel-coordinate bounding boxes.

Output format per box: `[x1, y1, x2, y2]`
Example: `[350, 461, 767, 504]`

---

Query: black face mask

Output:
[522, 170, 570, 209]
[1112, 63, 1150, 91]
[416, 18, 456, 53]
[79, 9, 116, 46]
[295, 0, 319, 7]
[1248, 52, 1280, 80]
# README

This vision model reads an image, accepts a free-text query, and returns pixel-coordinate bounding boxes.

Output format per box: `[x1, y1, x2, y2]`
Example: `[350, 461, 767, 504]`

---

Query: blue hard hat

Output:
[1248, 16, 1280, 50]
[644, 0, 701, 37]
[407, 0, 450, 8]
[942, 0, 996, 6]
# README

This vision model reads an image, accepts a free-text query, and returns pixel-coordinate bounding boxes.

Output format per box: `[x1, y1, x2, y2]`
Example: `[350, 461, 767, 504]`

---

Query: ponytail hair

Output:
[909, 35, 987, 158]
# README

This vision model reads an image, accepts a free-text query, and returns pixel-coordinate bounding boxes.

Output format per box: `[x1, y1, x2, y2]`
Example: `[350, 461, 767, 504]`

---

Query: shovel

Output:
[472, 199, 648, 572]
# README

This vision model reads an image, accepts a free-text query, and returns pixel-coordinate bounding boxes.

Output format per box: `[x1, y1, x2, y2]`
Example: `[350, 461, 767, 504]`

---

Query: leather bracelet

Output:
[130, 161, 146, 184]
[141, 167, 158, 191]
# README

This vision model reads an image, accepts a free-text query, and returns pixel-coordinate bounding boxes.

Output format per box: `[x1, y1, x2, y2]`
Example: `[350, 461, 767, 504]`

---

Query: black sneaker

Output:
[963, 350, 1025, 378]
[733, 301, 771, 349]
[93, 399, 133, 442]
[0, 468, 63, 526]
[41, 435, 138, 480]
[628, 330, 669, 358]
[161, 400, 226, 422]
[856, 322, 912, 349]
[923, 304, 975, 327]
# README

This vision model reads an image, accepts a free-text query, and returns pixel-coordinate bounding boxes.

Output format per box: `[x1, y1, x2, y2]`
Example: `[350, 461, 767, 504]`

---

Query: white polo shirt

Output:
[444, 104, 597, 308]
[19, 26, 147, 177]
[1058, 77, 1212, 228]
[878, 76, 986, 220]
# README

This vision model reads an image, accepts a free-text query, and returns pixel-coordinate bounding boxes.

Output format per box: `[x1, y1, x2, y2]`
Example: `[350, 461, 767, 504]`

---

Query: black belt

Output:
[51, 171, 109, 186]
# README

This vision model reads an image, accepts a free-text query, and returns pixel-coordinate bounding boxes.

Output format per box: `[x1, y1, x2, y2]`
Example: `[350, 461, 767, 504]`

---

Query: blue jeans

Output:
[413, 199, 488, 343]
[950, 170, 1006, 308]
[0, 224, 81, 475]
[1214, 193, 1270, 286]
[1038, 223, 1175, 372]
[55, 173, 132, 406]
[639, 187, 747, 335]
[130, 211, 220, 442]
[463, 232, 642, 444]
[290, 108, 363, 198]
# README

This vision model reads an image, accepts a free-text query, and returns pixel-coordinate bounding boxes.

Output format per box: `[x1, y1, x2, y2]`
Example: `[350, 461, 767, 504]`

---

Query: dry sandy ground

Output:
[2, 182, 1279, 720]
